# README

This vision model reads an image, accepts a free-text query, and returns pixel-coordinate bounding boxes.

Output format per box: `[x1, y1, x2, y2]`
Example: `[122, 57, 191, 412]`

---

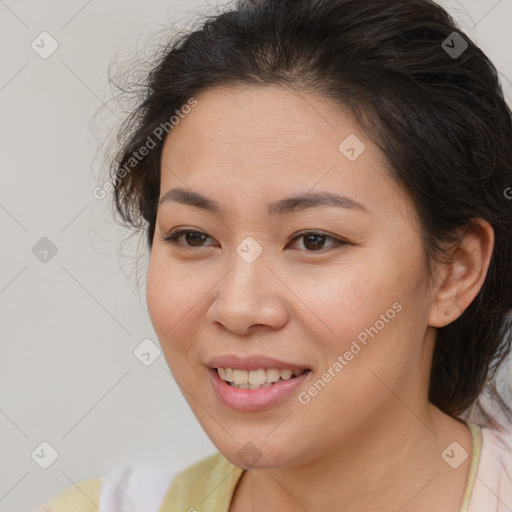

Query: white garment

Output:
[99, 464, 176, 512]
[468, 423, 512, 511]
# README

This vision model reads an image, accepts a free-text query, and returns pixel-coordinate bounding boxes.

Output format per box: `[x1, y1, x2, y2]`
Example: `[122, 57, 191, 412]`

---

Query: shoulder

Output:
[468, 420, 512, 511]
[160, 451, 244, 510]
[34, 477, 104, 512]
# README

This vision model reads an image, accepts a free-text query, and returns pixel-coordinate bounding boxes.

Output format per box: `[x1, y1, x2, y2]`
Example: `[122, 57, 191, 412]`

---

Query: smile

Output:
[209, 367, 311, 411]
[217, 367, 307, 389]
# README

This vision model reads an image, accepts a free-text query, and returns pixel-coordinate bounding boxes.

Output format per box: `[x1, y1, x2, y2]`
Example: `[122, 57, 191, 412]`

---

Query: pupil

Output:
[186, 233, 206, 246]
[304, 234, 324, 250]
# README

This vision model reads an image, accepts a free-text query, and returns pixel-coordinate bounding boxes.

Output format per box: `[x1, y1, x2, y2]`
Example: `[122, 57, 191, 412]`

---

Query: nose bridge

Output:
[208, 235, 287, 333]
[225, 235, 270, 301]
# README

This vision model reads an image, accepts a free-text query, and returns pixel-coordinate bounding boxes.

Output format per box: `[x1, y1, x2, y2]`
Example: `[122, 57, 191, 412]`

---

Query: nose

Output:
[206, 249, 289, 336]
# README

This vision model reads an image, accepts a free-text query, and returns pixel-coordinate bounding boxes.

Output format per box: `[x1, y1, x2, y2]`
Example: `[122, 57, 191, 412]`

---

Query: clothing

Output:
[467, 421, 512, 512]
[34, 421, 512, 512]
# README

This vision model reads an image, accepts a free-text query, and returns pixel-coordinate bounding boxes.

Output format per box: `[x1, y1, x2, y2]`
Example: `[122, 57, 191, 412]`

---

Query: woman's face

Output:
[147, 84, 438, 468]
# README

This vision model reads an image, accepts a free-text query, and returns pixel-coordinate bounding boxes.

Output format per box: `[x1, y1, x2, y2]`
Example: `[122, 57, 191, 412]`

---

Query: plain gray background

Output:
[1, 1, 511, 510]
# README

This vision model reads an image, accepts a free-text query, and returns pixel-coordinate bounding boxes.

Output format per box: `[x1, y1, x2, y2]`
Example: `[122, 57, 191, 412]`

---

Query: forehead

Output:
[159, 84, 414, 223]
[163, 84, 355, 161]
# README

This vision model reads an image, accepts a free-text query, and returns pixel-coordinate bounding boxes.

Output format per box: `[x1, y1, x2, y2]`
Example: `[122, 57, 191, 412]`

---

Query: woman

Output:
[37, 0, 512, 510]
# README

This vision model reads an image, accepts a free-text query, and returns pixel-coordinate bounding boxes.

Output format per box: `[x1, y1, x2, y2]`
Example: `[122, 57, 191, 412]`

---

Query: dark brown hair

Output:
[108, 0, 512, 426]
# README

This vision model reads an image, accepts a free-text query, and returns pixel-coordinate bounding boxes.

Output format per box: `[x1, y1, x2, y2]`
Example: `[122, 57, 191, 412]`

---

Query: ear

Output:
[429, 218, 494, 328]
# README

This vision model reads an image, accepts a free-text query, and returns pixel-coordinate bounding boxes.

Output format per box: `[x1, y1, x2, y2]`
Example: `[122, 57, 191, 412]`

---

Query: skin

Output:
[146, 84, 494, 511]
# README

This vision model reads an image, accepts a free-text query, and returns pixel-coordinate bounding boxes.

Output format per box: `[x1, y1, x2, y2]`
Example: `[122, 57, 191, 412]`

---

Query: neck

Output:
[232, 404, 472, 512]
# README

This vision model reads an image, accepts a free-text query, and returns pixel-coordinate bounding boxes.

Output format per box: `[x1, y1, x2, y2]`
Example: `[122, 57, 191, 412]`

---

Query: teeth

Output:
[217, 367, 306, 386]
[265, 369, 281, 383]
[233, 369, 248, 384]
[249, 368, 266, 385]
[229, 382, 273, 389]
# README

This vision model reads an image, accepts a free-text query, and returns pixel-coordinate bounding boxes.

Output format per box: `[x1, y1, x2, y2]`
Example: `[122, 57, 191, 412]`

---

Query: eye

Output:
[160, 228, 215, 247]
[160, 228, 348, 252]
[287, 230, 347, 251]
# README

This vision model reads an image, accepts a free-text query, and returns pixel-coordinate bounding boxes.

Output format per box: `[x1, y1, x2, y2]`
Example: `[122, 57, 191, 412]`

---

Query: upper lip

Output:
[206, 354, 311, 372]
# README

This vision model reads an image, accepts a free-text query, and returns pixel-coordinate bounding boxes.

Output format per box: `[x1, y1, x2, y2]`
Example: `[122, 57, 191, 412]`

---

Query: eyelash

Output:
[159, 228, 348, 252]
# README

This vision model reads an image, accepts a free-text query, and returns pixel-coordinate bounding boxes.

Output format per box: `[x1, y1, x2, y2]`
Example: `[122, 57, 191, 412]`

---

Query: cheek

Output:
[307, 249, 428, 378]
[146, 255, 169, 334]
[146, 255, 195, 348]
[301, 265, 399, 341]
[146, 252, 217, 370]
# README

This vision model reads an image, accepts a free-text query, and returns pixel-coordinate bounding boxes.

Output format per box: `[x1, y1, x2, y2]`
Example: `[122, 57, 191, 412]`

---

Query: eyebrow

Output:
[158, 187, 370, 216]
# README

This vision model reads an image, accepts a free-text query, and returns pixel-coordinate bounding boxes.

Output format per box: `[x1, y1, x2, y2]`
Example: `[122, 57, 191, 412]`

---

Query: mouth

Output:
[207, 365, 312, 412]
[205, 355, 312, 410]
[215, 367, 309, 389]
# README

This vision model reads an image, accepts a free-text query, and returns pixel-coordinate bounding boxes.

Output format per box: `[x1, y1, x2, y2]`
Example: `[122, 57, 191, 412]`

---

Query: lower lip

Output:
[208, 367, 311, 412]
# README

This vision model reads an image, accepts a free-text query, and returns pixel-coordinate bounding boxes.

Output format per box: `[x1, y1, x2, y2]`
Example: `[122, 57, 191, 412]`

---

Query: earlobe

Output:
[428, 218, 494, 328]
